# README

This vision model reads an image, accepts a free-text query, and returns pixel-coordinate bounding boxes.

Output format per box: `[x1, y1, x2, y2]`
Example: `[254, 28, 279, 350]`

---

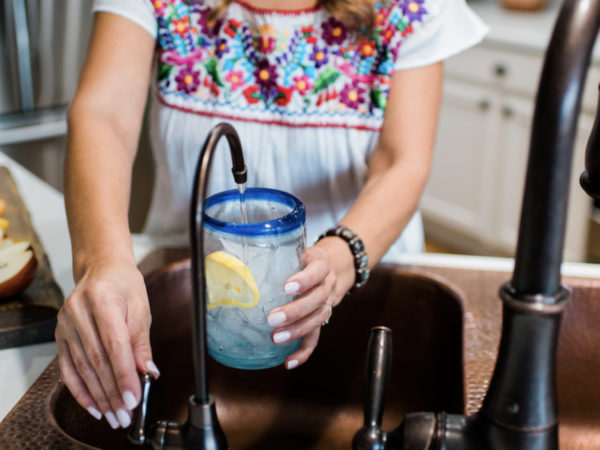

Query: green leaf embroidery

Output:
[370, 89, 387, 110]
[312, 68, 340, 93]
[158, 63, 174, 81]
[204, 59, 225, 87]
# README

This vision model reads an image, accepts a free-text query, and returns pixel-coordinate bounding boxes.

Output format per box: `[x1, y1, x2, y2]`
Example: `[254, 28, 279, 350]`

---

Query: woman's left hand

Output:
[267, 237, 355, 369]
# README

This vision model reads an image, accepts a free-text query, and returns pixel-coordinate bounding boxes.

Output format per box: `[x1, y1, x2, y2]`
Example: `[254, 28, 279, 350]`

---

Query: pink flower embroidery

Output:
[259, 36, 276, 54]
[293, 75, 313, 95]
[225, 70, 245, 91]
[152, 0, 166, 14]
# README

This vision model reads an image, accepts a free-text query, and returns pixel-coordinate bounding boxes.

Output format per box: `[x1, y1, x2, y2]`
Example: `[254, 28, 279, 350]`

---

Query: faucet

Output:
[354, 0, 600, 448]
[128, 122, 248, 449]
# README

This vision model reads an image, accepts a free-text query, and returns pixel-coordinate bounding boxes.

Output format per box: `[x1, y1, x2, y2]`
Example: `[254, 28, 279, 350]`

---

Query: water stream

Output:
[237, 182, 249, 262]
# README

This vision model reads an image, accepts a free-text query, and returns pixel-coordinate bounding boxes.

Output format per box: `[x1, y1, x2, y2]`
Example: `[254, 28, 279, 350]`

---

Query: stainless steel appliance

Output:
[0, 0, 93, 189]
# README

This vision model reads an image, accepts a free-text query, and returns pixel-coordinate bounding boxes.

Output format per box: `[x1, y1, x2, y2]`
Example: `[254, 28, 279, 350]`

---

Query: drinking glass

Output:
[203, 187, 305, 369]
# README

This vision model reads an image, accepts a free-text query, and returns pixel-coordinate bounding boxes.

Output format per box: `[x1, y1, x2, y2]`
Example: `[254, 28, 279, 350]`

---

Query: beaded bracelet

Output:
[316, 224, 370, 293]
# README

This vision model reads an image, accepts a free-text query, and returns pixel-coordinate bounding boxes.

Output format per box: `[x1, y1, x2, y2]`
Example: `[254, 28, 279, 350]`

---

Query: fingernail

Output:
[284, 281, 299, 296]
[286, 359, 299, 369]
[267, 311, 286, 327]
[273, 330, 291, 344]
[87, 406, 102, 420]
[116, 408, 131, 428]
[123, 390, 138, 410]
[105, 411, 120, 429]
[146, 360, 160, 377]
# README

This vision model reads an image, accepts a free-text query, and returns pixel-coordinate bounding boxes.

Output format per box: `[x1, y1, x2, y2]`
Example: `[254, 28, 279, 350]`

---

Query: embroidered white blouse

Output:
[91, 0, 487, 261]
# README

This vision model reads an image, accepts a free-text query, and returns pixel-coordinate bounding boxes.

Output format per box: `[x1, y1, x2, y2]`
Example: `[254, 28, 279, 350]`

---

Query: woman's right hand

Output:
[55, 258, 159, 429]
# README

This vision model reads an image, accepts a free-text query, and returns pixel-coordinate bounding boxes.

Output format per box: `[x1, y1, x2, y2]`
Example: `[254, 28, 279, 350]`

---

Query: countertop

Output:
[469, 0, 600, 60]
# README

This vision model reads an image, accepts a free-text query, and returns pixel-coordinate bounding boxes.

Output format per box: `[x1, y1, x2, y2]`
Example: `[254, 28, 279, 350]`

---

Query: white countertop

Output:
[469, 0, 600, 60]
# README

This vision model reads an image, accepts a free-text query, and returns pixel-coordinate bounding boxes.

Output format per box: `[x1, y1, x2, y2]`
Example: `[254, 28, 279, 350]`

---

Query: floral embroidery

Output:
[152, 0, 430, 130]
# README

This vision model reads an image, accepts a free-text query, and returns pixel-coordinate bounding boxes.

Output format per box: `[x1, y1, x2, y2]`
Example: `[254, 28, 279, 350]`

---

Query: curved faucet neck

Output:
[512, 0, 600, 296]
[189, 123, 247, 403]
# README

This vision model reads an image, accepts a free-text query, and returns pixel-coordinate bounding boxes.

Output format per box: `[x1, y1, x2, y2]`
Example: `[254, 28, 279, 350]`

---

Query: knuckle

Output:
[86, 280, 112, 299]
[104, 334, 125, 356]
[62, 292, 82, 314]
[88, 348, 109, 371]
[72, 355, 92, 378]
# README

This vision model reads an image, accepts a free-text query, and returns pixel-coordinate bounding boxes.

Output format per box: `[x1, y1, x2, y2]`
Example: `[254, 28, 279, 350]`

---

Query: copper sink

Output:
[1, 254, 464, 449]
[2, 251, 599, 449]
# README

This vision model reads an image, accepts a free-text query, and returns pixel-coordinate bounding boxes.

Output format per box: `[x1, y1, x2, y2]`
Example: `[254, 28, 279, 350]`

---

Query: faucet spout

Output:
[189, 122, 247, 404]
[129, 123, 247, 449]
[513, 0, 600, 295]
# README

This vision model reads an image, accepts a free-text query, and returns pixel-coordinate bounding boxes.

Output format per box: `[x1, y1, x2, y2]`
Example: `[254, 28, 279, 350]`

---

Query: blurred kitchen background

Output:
[1, 0, 599, 262]
[0, 0, 154, 233]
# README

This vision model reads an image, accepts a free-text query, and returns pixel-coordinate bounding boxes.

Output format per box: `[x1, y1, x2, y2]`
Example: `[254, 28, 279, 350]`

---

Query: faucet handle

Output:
[352, 326, 393, 450]
[128, 372, 155, 446]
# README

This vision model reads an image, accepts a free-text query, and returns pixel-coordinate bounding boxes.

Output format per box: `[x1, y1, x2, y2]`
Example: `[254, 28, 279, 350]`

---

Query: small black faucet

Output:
[128, 122, 247, 449]
[354, 0, 600, 448]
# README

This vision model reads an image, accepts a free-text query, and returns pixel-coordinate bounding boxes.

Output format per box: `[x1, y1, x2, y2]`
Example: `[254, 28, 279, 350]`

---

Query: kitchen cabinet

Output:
[422, 41, 595, 261]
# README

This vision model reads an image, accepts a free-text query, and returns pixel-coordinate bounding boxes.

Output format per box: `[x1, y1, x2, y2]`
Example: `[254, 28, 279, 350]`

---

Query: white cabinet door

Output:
[488, 95, 591, 261]
[490, 94, 535, 254]
[422, 79, 499, 248]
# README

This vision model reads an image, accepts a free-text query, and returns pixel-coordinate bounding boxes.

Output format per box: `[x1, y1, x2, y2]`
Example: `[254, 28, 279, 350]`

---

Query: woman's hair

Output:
[208, 1, 376, 32]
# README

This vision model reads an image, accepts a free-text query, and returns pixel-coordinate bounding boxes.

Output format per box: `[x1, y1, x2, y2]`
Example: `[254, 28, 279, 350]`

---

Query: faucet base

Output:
[147, 395, 228, 450]
[383, 412, 558, 450]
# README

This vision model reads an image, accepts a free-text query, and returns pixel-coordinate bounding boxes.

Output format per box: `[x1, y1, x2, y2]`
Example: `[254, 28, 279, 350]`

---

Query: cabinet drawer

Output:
[445, 45, 543, 97]
[446, 43, 600, 113]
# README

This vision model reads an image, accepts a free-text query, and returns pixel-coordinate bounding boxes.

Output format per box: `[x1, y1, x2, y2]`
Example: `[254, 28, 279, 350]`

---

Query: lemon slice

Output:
[205, 250, 259, 310]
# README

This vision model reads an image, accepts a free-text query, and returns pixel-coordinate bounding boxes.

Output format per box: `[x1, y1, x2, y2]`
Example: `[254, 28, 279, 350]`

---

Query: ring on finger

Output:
[322, 301, 333, 326]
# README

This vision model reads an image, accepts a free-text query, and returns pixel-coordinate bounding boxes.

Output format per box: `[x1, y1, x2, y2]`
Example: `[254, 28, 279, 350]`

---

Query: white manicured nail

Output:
[105, 411, 120, 429]
[267, 311, 286, 327]
[87, 406, 102, 420]
[116, 408, 131, 428]
[287, 359, 299, 369]
[146, 360, 160, 377]
[284, 282, 300, 295]
[273, 331, 291, 344]
[123, 390, 138, 410]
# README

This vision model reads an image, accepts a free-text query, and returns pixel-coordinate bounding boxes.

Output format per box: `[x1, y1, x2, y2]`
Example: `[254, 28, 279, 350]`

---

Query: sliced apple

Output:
[0, 237, 14, 249]
[0, 240, 38, 299]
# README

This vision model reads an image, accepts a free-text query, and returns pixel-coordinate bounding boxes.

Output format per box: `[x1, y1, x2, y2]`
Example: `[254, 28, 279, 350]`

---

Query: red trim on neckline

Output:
[156, 93, 380, 132]
[232, 0, 321, 15]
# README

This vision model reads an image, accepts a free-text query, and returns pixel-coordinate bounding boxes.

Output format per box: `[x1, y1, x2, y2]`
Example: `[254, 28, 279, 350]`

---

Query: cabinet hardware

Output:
[494, 63, 508, 77]
[478, 99, 491, 110]
[502, 105, 514, 117]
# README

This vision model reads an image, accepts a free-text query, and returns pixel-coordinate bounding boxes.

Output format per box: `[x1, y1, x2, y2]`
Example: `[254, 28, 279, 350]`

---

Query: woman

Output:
[56, 0, 486, 430]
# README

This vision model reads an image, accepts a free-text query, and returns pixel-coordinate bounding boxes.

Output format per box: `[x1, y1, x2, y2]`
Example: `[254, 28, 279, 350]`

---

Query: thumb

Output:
[130, 320, 160, 379]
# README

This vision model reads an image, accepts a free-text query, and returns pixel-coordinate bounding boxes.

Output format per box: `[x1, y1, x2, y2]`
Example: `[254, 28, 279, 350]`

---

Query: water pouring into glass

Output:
[203, 169, 306, 370]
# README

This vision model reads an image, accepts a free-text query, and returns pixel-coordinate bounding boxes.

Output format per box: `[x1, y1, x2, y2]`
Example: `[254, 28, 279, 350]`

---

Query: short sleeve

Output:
[92, 0, 157, 38]
[392, 0, 488, 71]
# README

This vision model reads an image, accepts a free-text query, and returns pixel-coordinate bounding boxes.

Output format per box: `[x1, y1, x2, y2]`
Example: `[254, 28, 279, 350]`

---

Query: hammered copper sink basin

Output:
[49, 259, 465, 450]
[3, 253, 600, 449]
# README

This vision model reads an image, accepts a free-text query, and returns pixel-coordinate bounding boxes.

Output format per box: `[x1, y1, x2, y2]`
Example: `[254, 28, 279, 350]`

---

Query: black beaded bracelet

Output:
[316, 224, 370, 293]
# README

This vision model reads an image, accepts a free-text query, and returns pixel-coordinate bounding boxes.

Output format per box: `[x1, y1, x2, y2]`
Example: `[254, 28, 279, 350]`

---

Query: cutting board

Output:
[0, 166, 63, 349]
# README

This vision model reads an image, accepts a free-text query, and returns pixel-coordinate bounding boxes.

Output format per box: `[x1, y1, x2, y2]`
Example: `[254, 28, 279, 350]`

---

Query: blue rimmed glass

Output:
[203, 188, 306, 369]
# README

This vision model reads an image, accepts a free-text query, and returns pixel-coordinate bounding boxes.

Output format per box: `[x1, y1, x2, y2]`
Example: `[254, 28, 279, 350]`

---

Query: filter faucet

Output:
[127, 123, 247, 449]
[354, 0, 600, 447]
